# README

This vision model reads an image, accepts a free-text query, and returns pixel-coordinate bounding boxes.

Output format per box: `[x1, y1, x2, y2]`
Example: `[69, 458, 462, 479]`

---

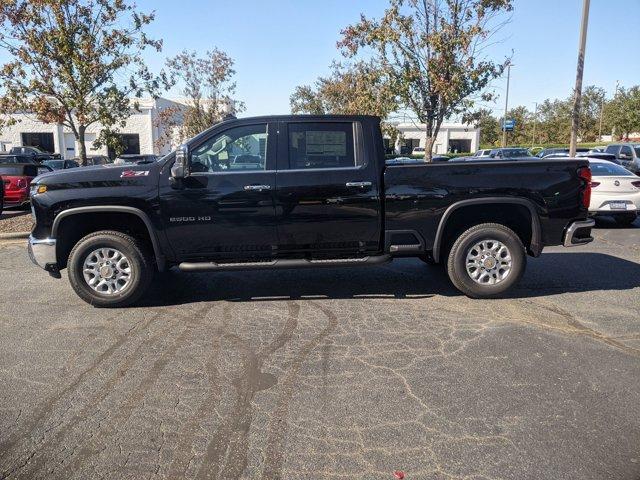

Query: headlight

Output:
[30, 184, 47, 197]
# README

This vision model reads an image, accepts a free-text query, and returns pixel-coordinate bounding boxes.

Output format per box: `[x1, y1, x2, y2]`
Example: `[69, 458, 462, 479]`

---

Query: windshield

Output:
[43, 160, 64, 169]
[591, 162, 634, 176]
[502, 148, 531, 157]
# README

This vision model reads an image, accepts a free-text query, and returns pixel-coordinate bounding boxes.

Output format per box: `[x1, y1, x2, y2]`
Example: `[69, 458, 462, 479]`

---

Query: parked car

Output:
[537, 147, 590, 158]
[473, 149, 493, 158]
[1, 163, 52, 208]
[114, 154, 158, 165]
[0, 171, 4, 215]
[0, 154, 40, 165]
[75, 155, 111, 166]
[43, 159, 80, 171]
[448, 148, 538, 162]
[8, 146, 60, 161]
[576, 152, 620, 164]
[587, 160, 640, 225]
[411, 147, 425, 156]
[28, 115, 595, 307]
[604, 143, 640, 174]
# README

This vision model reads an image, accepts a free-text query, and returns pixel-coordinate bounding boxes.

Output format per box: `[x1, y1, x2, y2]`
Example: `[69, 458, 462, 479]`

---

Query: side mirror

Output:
[171, 144, 190, 179]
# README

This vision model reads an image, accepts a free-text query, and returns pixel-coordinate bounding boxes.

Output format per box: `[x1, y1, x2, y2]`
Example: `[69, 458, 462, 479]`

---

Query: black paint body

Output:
[30, 115, 590, 269]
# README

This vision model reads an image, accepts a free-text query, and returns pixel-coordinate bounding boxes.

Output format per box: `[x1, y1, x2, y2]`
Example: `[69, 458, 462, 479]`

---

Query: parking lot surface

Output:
[0, 219, 639, 480]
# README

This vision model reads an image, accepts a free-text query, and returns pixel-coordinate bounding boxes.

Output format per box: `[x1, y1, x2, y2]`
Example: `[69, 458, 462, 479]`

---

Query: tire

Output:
[447, 223, 526, 299]
[67, 230, 153, 307]
[614, 213, 637, 226]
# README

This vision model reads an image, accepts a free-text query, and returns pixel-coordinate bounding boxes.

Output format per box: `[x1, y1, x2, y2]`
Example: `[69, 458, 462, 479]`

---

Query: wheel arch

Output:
[432, 197, 542, 263]
[52, 206, 166, 271]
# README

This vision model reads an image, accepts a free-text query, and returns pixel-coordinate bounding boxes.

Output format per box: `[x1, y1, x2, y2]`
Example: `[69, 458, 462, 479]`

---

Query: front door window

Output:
[191, 124, 268, 173]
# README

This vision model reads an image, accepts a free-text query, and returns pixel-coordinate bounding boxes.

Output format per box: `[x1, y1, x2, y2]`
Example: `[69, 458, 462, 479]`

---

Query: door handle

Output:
[345, 181, 372, 188]
[244, 184, 271, 191]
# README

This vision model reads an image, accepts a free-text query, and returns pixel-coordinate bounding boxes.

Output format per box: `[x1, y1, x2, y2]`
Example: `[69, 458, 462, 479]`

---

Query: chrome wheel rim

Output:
[82, 247, 132, 295]
[465, 239, 512, 285]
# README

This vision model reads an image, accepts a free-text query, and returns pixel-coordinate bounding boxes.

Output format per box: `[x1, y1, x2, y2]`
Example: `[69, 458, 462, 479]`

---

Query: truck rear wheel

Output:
[447, 223, 526, 298]
[67, 230, 153, 307]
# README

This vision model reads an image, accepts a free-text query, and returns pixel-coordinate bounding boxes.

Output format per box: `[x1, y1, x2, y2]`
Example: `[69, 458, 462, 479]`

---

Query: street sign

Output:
[502, 119, 516, 132]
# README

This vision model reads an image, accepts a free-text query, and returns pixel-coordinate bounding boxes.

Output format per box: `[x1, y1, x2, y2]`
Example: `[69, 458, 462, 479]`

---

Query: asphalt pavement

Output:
[0, 218, 639, 480]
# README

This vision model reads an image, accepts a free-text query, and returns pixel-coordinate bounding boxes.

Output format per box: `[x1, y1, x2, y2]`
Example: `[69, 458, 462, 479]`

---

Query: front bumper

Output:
[563, 219, 595, 247]
[28, 235, 57, 269]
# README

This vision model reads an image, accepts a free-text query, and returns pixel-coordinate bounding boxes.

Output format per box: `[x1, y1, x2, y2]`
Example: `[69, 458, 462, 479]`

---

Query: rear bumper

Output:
[28, 235, 57, 269]
[563, 219, 595, 247]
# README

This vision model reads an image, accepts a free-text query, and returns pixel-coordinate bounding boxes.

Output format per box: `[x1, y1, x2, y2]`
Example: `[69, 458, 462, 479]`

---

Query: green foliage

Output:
[0, 0, 163, 165]
[337, 0, 513, 160]
[290, 60, 399, 138]
[164, 49, 244, 141]
[476, 85, 619, 147]
[605, 86, 640, 139]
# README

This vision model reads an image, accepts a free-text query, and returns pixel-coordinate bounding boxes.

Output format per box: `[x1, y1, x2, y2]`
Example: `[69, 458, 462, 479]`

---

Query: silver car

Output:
[589, 160, 640, 225]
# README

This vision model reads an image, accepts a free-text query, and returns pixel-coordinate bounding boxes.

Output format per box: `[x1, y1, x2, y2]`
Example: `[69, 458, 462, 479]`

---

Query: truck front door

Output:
[274, 120, 382, 256]
[159, 122, 278, 261]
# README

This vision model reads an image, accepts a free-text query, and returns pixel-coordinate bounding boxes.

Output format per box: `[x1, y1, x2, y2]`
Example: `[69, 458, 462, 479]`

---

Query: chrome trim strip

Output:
[563, 219, 595, 247]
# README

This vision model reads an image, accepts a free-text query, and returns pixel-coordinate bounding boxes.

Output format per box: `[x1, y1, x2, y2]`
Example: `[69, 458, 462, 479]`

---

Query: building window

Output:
[448, 139, 471, 154]
[21, 132, 55, 153]
[108, 133, 140, 159]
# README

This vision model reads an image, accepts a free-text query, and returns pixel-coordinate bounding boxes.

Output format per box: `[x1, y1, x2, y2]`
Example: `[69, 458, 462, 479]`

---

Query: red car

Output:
[0, 163, 51, 208]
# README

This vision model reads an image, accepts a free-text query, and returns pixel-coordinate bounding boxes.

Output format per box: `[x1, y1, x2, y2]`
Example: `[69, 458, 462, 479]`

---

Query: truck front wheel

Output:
[447, 223, 526, 298]
[67, 230, 153, 307]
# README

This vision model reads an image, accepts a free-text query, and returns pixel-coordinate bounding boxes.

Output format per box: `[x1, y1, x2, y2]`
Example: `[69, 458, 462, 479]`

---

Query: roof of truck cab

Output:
[187, 114, 383, 146]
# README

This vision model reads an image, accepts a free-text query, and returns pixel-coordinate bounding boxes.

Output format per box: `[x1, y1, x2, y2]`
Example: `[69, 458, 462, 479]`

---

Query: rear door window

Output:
[287, 122, 360, 169]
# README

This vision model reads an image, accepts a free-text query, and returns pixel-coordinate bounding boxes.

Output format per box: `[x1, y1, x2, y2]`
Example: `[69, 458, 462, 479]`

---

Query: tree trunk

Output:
[424, 135, 434, 162]
[77, 125, 87, 166]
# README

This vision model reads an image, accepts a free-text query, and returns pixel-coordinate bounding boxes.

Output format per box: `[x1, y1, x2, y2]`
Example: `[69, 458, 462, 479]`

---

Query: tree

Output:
[0, 0, 163, 165]
[165, 49, 243, 141]
[464, 108, 499, 146]
[290, 61, 399, 137]
[606, 86, 640, 140]
[338, 0, 512, 160]
[578, 86, 606, 142]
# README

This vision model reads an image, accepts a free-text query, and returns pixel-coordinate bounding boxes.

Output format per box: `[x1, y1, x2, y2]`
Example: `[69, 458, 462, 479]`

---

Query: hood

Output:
[32, 162, 160, 189]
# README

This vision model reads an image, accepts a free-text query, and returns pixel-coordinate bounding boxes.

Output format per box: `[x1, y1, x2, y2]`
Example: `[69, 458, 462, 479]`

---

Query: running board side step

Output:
[178, 255, 392, 272]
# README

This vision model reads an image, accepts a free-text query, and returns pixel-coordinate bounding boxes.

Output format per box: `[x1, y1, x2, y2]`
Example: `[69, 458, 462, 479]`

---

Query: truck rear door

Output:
[274, 119, 382, 256]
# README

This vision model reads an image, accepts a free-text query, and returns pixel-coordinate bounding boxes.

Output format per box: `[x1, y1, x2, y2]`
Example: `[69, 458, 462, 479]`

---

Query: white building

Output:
[0, 97, 185, 159]
[387, 121, 480, 155]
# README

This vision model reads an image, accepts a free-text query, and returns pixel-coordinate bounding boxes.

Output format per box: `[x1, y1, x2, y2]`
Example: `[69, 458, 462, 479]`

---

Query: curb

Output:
[0, 231, 30, 240]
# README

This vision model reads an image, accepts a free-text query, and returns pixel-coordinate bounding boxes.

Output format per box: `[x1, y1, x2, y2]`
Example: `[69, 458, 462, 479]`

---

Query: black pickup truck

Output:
[28, 115, 595, 307]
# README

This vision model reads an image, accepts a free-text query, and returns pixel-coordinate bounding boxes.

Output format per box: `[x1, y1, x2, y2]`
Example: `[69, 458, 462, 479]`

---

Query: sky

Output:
[129, 0, 639, 117]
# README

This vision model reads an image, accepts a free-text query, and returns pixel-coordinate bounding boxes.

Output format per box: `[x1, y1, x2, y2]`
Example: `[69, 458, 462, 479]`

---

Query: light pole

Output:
[501, 62, 513, 148]
[531, 102, 538, 149]
[569, 0, 590, 157]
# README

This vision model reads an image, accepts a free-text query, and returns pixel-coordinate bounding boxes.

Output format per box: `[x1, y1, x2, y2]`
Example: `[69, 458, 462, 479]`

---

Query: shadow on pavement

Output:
[138, 252, 640, 307]
[593, 215, 640, 230]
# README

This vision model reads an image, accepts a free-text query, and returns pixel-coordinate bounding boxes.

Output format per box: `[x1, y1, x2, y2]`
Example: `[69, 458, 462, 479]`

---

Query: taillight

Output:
[591, 181, 600, 188]
[632, 181, 640, 188]
[578, 166, 592, 209]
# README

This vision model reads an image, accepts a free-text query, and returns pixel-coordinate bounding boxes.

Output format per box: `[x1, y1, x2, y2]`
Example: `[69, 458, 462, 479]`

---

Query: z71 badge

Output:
[120, 170, 150, 178]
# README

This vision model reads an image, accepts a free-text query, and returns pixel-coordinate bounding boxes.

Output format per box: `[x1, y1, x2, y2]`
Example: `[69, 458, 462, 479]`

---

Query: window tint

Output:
[634, 147, 640, 157]
[191, 124, 268, 173]
[590, 162, 634, 176]
[604, 145, 618, 154]
[288, 122, 358, 169]
[620, 146, 633, 157]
